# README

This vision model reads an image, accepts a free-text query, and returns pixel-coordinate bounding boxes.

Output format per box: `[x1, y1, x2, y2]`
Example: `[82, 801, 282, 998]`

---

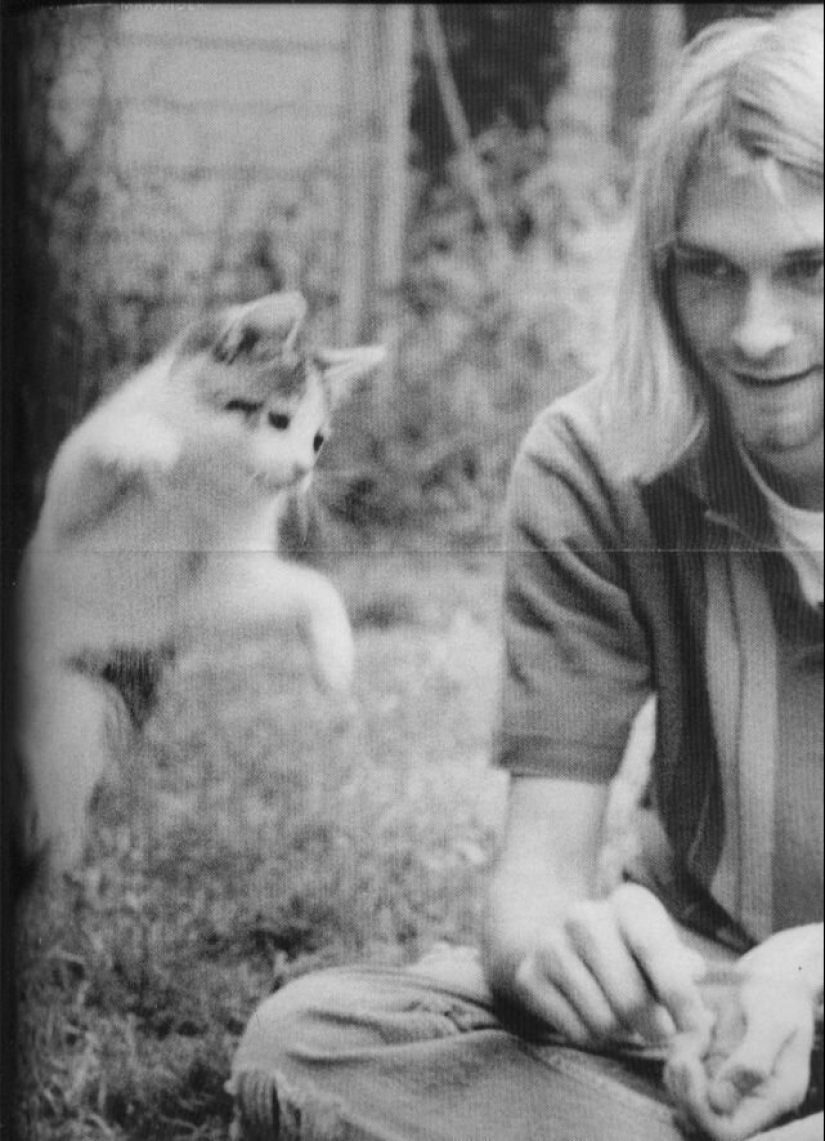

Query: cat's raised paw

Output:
[311, 610, 355, 695]
[314, 630, 355, 695]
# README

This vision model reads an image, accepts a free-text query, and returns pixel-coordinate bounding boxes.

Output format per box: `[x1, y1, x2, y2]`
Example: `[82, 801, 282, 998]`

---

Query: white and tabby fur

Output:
[14, 291, 384, 873]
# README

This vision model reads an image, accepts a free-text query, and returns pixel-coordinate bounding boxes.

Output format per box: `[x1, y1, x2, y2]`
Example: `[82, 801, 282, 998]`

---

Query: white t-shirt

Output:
[740, 448, 824, 607]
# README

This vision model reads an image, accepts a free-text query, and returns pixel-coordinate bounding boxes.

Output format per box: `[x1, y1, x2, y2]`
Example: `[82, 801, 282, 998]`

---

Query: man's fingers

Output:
[666, 995, 816, 1141]
[566, 901, 675, 1039]
[613, 884, 713, 1035]
[515, 953, 601, 1046]
[707, 1069, 765, 1115]
[666, 1046, 770, 1141]
[709, 1007, 814, 1119]
[664, 1032, 711, 1108]
[634, 1002, 677, 1044]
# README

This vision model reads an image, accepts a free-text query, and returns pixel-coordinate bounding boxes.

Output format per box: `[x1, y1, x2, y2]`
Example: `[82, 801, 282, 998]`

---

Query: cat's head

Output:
[173, 292, 385, 491]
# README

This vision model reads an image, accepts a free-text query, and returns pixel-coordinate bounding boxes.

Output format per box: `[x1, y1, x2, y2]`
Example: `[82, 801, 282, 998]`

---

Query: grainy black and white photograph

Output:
[2, 4, 822, 1140]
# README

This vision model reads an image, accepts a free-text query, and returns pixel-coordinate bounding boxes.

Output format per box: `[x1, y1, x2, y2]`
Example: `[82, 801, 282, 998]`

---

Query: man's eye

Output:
[225, 399, 261, 417]
[674, 250, 737, 282]
[785, 254, 824, 291]
[269, 412, 291, 431]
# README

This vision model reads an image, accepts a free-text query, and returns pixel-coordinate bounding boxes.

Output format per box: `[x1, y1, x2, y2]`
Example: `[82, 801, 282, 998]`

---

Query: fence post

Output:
[340, 7, 378, 345]
[339, 4, 413, 347]
[376, 4, 414, 354]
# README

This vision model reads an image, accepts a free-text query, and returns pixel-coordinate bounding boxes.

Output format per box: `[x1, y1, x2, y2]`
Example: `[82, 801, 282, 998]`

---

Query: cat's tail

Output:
[15, 660, 129, 878]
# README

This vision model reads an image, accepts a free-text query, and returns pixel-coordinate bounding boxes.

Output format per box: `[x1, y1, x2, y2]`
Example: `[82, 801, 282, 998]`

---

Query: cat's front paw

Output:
[307, 584, 355, 695]
[314, 616, 355, 695]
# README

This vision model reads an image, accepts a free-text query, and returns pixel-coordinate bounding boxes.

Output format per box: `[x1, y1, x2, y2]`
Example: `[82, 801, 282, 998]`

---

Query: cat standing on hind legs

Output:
[14, 291, 385, 876]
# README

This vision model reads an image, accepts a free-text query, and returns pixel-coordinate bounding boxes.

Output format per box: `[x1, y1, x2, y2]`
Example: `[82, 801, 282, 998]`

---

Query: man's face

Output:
[672, 149, 823, 507]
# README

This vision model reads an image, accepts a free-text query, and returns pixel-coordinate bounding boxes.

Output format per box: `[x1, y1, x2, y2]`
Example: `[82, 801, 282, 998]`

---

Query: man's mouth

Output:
[732, 366, 818, 390]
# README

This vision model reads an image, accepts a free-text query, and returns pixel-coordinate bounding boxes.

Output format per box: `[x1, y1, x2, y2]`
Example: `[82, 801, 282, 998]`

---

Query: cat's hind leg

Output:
[16, 662, 130, 874]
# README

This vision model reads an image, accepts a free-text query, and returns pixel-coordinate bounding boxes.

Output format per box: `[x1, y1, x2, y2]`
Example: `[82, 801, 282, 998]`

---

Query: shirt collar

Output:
[663, 427, 776, 548]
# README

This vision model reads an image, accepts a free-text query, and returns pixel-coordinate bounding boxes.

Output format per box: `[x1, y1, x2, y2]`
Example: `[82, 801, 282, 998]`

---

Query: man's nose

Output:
[731, 279, 794, 361]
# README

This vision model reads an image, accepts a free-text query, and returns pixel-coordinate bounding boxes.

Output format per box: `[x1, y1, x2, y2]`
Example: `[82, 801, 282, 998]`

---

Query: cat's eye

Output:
[269, 412, 291, 431]
[225, 398, 261, 417]
[313, 432, 325, 454]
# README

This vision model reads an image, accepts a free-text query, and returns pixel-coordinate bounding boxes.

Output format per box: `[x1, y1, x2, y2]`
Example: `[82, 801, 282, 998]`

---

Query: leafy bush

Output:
[410, 5, 573, 172]
[319, 122, 631, 542]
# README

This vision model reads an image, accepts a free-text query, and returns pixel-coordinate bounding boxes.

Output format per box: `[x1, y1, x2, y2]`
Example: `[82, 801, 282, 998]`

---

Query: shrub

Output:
[319, 122, 630, 542]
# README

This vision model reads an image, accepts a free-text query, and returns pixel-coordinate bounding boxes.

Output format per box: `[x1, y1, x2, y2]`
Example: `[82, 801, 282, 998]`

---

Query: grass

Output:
[13, 549, 509, 1140]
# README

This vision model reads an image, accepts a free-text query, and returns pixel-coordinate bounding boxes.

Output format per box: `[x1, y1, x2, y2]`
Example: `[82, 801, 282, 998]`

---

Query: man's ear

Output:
[213, 291, 308, 363]
[315, 345, 386, 406]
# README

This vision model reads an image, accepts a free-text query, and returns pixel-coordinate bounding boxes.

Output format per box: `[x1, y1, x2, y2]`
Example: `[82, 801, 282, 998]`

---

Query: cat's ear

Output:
[213, 292, 308, 363]
[315, 345, 386, 406]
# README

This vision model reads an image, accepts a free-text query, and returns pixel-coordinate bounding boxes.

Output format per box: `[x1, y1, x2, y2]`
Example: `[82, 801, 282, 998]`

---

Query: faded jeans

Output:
[228, 946, 823, 1141]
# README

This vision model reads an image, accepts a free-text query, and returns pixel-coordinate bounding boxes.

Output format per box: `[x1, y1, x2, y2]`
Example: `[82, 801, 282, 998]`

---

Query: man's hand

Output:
[664, 926, 823, 1140]
[513, 882, 713, 1047]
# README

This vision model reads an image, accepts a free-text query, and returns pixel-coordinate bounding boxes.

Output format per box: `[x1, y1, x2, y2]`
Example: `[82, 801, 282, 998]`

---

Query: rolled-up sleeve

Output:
[494, 394, 652, 781]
